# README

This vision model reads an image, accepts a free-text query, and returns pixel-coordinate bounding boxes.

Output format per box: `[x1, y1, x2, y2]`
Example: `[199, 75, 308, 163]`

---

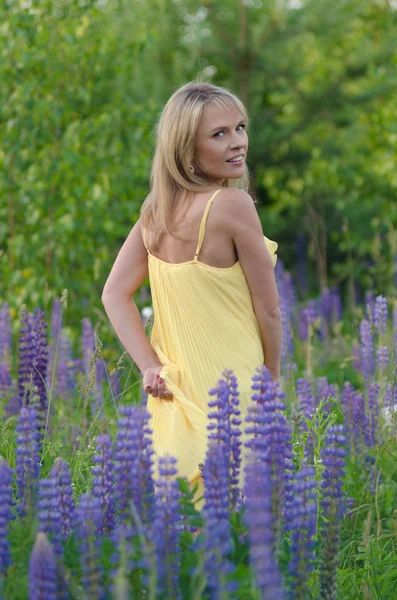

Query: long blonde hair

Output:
[140, 79, 254, 246]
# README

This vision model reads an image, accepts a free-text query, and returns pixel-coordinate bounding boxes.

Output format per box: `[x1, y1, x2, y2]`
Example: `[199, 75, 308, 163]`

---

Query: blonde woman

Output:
[101, 80, 282, 511]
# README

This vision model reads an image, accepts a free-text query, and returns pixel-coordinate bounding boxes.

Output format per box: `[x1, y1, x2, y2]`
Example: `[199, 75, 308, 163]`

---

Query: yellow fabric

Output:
[142, 188, 278, 510]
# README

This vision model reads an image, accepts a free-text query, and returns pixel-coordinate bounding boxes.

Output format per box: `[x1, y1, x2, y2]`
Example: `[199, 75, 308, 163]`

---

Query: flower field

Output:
[0, 260, 397, 599]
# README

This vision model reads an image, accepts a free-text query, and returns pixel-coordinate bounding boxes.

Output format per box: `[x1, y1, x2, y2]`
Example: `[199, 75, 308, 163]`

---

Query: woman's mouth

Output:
[226, 155, 244, 164]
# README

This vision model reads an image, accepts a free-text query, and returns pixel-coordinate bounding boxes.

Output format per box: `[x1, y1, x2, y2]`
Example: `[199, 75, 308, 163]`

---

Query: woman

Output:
[101, 80, 282, 510]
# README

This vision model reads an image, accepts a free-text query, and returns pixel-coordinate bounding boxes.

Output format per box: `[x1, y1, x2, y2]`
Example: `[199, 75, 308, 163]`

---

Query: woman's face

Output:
[193, 103, 248, 185]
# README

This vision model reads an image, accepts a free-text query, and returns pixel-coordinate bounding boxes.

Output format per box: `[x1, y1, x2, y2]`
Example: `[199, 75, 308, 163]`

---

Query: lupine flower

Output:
[76, 493, 105, 600]
[244, 447, 286, 600]
[17, 308, 48, 419]
[299, 307, 317, 341]
[114, 405, 155, 527]
[37, 458, 75, 555]
[319, 424, 347, 600]
[316, 376, 337, 416]
[359, 319, 375, 380]
[365, 290, 375, 321]
[367, 384, 379, 448]
[376, 345, 389, 374]
[207, 368, 242, 511]
[201, 441, 237, 598]
[28, 532, 59, 600]
[285, 465, 317, 600]
[92, 434, 115, 534]
[0, 457, 13, 575]
[275, 261, 295, 363]
[15, 405, 41, 515]
[57, 330, 77, 400]
[0, 303, 12, 366]
[330, 286, 343, 323]
[149, 455, 181, 600]
[374, 295, 388, 337]
[0, 362, 13, 415]
[296, 378, 316, 428]
[245, 366, 295, 529]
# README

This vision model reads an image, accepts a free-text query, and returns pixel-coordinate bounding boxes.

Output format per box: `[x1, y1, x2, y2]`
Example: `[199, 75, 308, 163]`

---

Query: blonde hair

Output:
[140, 79, 254, 246]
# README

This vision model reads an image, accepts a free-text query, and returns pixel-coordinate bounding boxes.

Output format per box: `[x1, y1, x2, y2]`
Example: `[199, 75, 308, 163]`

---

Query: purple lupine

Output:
[0, 303, 12, 366]
[352, 343, 361, 372]
[367, 384, 379, 449]
[298, 307, 317, 341]
[319, 424, 347, 600]
[37, 457, 75, 556]
[201, 441, 237, 598]
[149, 455, 181, 600]
[376, 345, 389, 374]
[296, 378, 316, 429]
[57, 330, 77, 400]
[245, 366, 294, 536]
[114, 405, 155, 527]
[207, 368, 242, 511]
[28, 533, 59, 600]
[76, 493, 105, 600]
[110, 370, 122, 401]
[359, 319, 375, 380]
[0, 457, 13, 575]
[275, 261, 295, 363]
[15, 405, 41, 515]
[0, 362, 13, 414]
[374, 295, 388, 337]
[316, 377, 337, 416]
[244, 446, 286, 600]
[330, 286, 343, 323]
[341, 383, 369, 457]
[365, 290, 375, 321]
[92, 434, 115, 534]
[17, 308, 48, 417]
[285, 465, 317, 600]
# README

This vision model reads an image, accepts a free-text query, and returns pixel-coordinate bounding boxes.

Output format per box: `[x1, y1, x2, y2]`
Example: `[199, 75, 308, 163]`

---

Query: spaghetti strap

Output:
[194, 188, 222, 261]
[142, 224, 151, 256]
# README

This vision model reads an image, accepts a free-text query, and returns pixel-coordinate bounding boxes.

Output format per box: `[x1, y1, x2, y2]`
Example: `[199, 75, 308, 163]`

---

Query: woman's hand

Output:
[143, 366, 173, 401]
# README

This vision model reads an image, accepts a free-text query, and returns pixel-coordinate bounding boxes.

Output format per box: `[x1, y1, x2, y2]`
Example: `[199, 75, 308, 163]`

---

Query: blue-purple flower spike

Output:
[37, 457, 75, 555]
[114, 405, 155, 527]
[92, 434, 115, 534]
[207, 368, 242, 511]
[150, 454, 182, 600]
[201, 441, 237, 599]
[246, 365, 295, 532]
[28, 532, 59, 600]
[0, 457, 13, 576]
[15, 405, 41, 516]
[319, 424, 347, 600]
[285, 465, 317, 600]
[76, 493, 105, 600]
[244, 450, 286, 600]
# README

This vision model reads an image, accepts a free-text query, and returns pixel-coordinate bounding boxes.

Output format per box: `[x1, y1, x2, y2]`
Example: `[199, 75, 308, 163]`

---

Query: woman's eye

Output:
[214, 124, 246, 138]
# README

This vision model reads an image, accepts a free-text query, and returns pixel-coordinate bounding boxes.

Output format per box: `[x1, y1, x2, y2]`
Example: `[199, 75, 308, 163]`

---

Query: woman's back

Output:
[141, 188, 278, 509]
[142, 188, 239, 269]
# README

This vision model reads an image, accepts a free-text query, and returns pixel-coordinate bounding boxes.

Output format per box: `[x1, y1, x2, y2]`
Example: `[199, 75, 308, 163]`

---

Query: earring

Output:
[189, 165, 194, 173]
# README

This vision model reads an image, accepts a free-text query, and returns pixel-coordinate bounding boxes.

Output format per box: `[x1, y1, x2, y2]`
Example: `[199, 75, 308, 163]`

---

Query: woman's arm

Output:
[219, 189, 282, 381]
[101, 219, 161, 374]
[101, 292, 161, 374]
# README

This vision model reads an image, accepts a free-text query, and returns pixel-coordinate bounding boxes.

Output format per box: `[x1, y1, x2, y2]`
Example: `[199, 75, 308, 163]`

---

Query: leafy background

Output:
[1, 0, 397, 353]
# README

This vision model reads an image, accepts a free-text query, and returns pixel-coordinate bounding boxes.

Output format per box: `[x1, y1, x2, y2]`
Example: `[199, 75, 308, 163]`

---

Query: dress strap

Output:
[142, 224, 151, 256]
[194, 188, 222, 261]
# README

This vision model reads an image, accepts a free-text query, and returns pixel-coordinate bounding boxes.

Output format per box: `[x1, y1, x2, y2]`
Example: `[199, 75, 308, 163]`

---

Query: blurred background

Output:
[1, 0, 397, 362]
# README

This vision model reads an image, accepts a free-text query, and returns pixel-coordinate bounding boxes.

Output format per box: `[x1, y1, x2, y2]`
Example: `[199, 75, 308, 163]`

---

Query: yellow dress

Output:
[142, 188, 278, 509]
